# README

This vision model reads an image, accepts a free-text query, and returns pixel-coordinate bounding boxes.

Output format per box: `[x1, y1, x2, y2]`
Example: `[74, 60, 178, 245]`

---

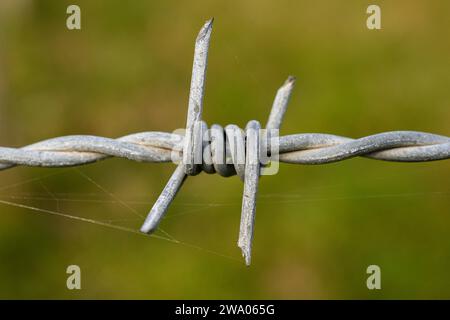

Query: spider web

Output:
[0, 166, 447, 265]
[0, 168, 242, 263]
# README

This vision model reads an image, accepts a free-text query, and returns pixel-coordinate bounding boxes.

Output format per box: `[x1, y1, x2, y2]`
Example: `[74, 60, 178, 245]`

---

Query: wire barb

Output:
[142, 18, 214, 234]
[0, 20, 449, 265]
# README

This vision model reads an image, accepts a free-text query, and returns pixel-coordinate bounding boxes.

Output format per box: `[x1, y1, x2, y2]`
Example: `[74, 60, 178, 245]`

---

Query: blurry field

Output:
[0, 0, 449, 298]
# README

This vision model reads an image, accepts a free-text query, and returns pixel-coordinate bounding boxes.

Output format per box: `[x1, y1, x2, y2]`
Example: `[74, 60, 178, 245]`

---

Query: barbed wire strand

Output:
[0, 19, 449, 265]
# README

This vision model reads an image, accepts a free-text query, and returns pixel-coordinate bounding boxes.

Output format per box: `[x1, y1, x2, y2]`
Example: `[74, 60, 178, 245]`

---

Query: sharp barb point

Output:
[238, 244, 252, 266]
[266, 77, 296, 130]
[285, 75, 296, 85]
[140, 164, 186, 234]
[196, 18, 214, 42]
[0, 19, 448, 268]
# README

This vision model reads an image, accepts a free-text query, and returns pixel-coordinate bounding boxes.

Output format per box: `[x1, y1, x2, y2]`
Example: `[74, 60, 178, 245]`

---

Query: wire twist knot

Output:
[0, 19, 448, 265]
[181, 120, 272, 181]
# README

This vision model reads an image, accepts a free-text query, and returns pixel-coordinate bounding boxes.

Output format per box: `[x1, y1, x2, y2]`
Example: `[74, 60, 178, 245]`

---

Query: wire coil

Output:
[1, 19, 449, 265]
[0, 130, 447, 170]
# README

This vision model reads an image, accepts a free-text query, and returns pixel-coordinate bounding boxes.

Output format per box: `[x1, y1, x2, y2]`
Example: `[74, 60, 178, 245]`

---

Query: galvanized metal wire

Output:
[0, 130, 448, 170]
[1, 19, 449, 265]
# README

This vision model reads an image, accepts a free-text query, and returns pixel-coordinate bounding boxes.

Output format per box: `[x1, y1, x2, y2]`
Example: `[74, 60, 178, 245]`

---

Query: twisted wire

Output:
[0, 130, 448, 170]
[2, 18, 449, 266]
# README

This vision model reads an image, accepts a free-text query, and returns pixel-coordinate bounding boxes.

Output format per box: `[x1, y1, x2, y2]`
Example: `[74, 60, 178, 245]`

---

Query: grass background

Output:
[0, 0, 448, 298]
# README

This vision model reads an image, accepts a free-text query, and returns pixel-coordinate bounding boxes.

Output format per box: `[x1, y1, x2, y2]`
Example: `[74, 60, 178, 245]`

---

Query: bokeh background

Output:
[0, 0, 448, 299]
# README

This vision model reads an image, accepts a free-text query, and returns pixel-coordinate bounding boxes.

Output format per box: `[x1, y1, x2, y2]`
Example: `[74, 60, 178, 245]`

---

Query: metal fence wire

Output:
[1, 19, 449, 265]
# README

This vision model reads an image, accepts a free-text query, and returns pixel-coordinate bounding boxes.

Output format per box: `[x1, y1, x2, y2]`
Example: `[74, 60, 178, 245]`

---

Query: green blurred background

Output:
[0, 0, 448, 299]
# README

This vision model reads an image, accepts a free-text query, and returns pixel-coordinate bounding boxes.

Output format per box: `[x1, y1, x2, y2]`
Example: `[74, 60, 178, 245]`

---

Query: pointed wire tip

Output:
[238, 241, 252, 266]
[239, 246, 252, 266]
[140, 221, 157, 234]
[284, 75, 296, 86]
[196, 18, 214, 42]
[275, 76, 296, 96]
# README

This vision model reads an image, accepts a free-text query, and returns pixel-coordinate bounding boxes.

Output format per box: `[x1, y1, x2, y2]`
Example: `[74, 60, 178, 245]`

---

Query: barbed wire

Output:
[0, 130, 448, 170]
[1, 19, 449, 265]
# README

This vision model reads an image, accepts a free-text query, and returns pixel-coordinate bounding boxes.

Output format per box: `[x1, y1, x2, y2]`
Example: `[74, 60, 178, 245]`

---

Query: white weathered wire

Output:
[1, 131, 447, 169]
[141, 18, 214, 235]
[238, 120, 261, 266]
[0, 19, 449, 265]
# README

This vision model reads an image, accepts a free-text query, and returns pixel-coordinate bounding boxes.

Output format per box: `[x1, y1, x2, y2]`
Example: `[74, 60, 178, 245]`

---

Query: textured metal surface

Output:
[142, 18, 214, 235]
[1, 131, 448, 169]
[1, 19, 449, 265]
[238, 120, 261, 266]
